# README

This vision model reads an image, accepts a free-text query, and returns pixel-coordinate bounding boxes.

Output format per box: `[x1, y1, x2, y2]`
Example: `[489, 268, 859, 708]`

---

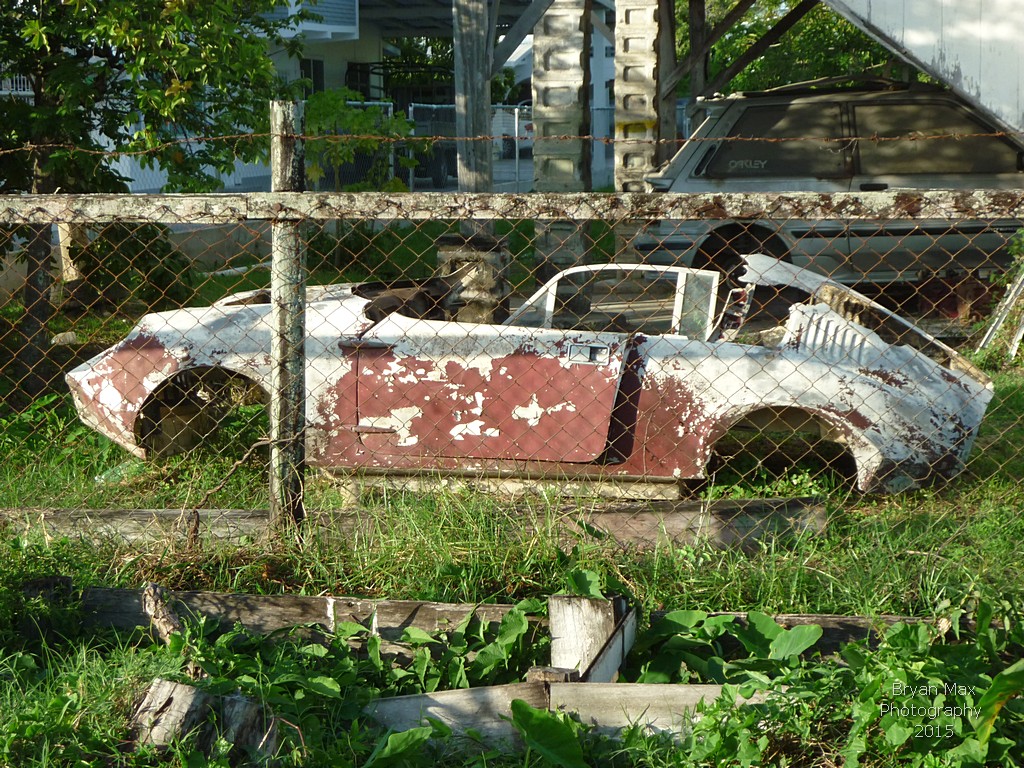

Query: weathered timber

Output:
[141, 582, 183, 646]
[3, 190, 1024, 225]
[580, 606, 637, 683]
[82, 588, 520, 640]
[548, 682, 768, 733]
[0, 508, 272, 542]
[133, 679, 213, 748]
[558, 496, 827, 549]
[0, 497, 826, 549]
[368, 681, 767, 741]
[269, 101, 307, 529]
[82, 586, 934, 655]
[132, 678, 276, 760]
[367, 682, 548, 743]
[549, 595, 619, 674]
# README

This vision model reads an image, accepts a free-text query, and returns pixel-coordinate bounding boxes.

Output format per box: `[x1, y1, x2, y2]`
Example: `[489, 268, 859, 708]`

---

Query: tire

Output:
[695, 226, 788, 316]
[431, 153, 449, 188]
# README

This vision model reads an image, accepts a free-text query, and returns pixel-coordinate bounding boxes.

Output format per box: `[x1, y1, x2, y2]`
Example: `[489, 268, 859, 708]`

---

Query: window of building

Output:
[300, 58, 325, 96]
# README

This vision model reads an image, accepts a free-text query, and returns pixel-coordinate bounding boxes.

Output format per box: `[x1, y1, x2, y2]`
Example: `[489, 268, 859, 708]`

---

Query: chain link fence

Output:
[1, 137, 1023, 523]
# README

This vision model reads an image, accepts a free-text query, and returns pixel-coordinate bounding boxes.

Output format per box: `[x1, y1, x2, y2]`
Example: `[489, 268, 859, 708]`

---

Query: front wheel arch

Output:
[693, 223, 790, 277]
[135, 367, 268, 458]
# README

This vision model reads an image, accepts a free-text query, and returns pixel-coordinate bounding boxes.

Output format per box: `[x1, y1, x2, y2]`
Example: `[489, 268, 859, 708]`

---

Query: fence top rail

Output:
[2, 190, 1023, 225]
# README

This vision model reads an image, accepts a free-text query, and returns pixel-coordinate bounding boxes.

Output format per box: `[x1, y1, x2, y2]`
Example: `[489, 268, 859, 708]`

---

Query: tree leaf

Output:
[975, 658, 1024, 744]
[510, 699, 587, 768]
[769, 624, 822, 660]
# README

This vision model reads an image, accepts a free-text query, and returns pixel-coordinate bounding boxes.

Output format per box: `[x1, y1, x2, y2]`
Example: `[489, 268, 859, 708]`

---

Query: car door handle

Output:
[860, 182, 888, 191]
[339, 339, 394, 351]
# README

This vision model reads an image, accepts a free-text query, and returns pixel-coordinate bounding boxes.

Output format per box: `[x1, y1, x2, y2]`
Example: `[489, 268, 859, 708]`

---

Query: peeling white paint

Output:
[358, 406, 422, 447]
[450, 420, 500, 440]
[512, 394, 577, 427]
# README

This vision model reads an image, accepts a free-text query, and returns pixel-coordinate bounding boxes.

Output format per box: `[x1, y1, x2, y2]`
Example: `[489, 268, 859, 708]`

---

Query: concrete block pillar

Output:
[532, 0, 593, 282]
[614, 0, 675, 193]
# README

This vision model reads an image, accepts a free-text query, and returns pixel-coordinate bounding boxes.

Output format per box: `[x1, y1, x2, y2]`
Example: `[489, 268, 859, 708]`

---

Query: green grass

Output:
[2, 313, 1024, 763]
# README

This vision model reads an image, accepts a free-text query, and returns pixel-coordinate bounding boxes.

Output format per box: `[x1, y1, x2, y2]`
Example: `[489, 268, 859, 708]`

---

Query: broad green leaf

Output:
[495, 608, 529, 650]
[510, 699, 587, 768]
[734, 612, 783, 657]
[974, 658, 1024, 743]
[304, 675, 342, 699]
[566, 569, 604, 599]
[401, 626, 439, 645]
[882, 720, 913, 747]
[769, 624, 822, 660]
[363, 727, 432, 768]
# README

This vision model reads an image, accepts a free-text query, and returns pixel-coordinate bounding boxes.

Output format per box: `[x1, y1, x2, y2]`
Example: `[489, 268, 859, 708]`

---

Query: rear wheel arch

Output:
[700, 405, 868, 492]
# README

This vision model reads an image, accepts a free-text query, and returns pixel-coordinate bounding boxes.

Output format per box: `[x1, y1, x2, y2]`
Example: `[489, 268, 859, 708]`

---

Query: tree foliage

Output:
[676, 1, 900, 94]
[0, 0, 306, 194]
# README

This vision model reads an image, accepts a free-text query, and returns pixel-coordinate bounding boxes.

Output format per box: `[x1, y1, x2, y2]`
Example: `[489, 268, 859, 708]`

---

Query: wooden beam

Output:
[701, 0, 820, 97]
[1, 497, 826, 549]
[580, 606, 637, 683]
[367, 680, 767, 740]
[366, 681, 548, 742]
[80, 587, 521, 638]
[549, 595, 619, 674]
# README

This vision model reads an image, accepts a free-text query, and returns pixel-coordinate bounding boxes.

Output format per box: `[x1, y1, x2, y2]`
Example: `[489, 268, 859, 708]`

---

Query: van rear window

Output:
[854, 103, 1020, 175]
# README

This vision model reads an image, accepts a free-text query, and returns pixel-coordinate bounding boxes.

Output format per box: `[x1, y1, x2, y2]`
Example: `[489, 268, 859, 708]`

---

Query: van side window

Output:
[854, 103, 1020, 174]
[705, 103, 847, 179]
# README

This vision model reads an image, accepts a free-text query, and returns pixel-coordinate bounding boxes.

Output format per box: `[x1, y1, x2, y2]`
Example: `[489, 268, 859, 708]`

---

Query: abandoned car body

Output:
[66, 255, 992, 495]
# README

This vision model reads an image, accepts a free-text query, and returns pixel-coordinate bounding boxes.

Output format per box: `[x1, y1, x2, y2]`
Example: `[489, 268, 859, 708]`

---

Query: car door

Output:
[350, 313, 627, 463]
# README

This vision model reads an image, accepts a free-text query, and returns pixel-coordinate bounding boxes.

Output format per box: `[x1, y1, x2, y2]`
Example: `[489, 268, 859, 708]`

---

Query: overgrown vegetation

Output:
[2, 539, 1024, 767]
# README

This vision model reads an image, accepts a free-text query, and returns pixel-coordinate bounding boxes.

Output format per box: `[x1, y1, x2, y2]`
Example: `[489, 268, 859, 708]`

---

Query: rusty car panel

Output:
[67, 257, 993, 496]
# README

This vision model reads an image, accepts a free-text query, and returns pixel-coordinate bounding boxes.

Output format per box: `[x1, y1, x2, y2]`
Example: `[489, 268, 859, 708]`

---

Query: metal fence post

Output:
[269, 101, 306, 528]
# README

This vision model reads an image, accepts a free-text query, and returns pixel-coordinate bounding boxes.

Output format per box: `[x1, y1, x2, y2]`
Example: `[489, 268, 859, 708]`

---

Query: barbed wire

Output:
[0, 128, 1021, 161]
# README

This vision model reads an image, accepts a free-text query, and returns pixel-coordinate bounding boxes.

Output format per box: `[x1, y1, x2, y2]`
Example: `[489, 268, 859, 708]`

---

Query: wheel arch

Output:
[692, 221, 791, 270]
[135, 365, 269, 458]
[702, 403, 882, 493]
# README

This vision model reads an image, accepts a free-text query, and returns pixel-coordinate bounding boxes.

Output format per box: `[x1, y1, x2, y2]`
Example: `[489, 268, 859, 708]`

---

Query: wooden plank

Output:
[369, 681, 768, 740]
[582, 607, 637, 683]
[4, 190, 1024, 226]
[558, 497, 827, 549]
[366, 682, 548, 742]
[82, 588, 333, 635]
[82, 587, 521, 640]
[549, 596, 618, 673]
[0, 508, 271, 543]
[549, 682, 767, 733]
[1, 497, 826, 549]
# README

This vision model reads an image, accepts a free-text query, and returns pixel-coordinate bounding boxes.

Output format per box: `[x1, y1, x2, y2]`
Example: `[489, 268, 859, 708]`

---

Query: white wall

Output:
[829, 0, 1024, 133]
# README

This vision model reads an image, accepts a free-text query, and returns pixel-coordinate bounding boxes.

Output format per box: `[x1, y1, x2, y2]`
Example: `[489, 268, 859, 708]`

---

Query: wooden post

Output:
[269, 101, 306, 529]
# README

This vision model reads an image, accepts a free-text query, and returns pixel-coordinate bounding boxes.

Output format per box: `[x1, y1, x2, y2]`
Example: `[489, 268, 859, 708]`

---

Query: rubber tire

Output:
[431, 153, 449, 188]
